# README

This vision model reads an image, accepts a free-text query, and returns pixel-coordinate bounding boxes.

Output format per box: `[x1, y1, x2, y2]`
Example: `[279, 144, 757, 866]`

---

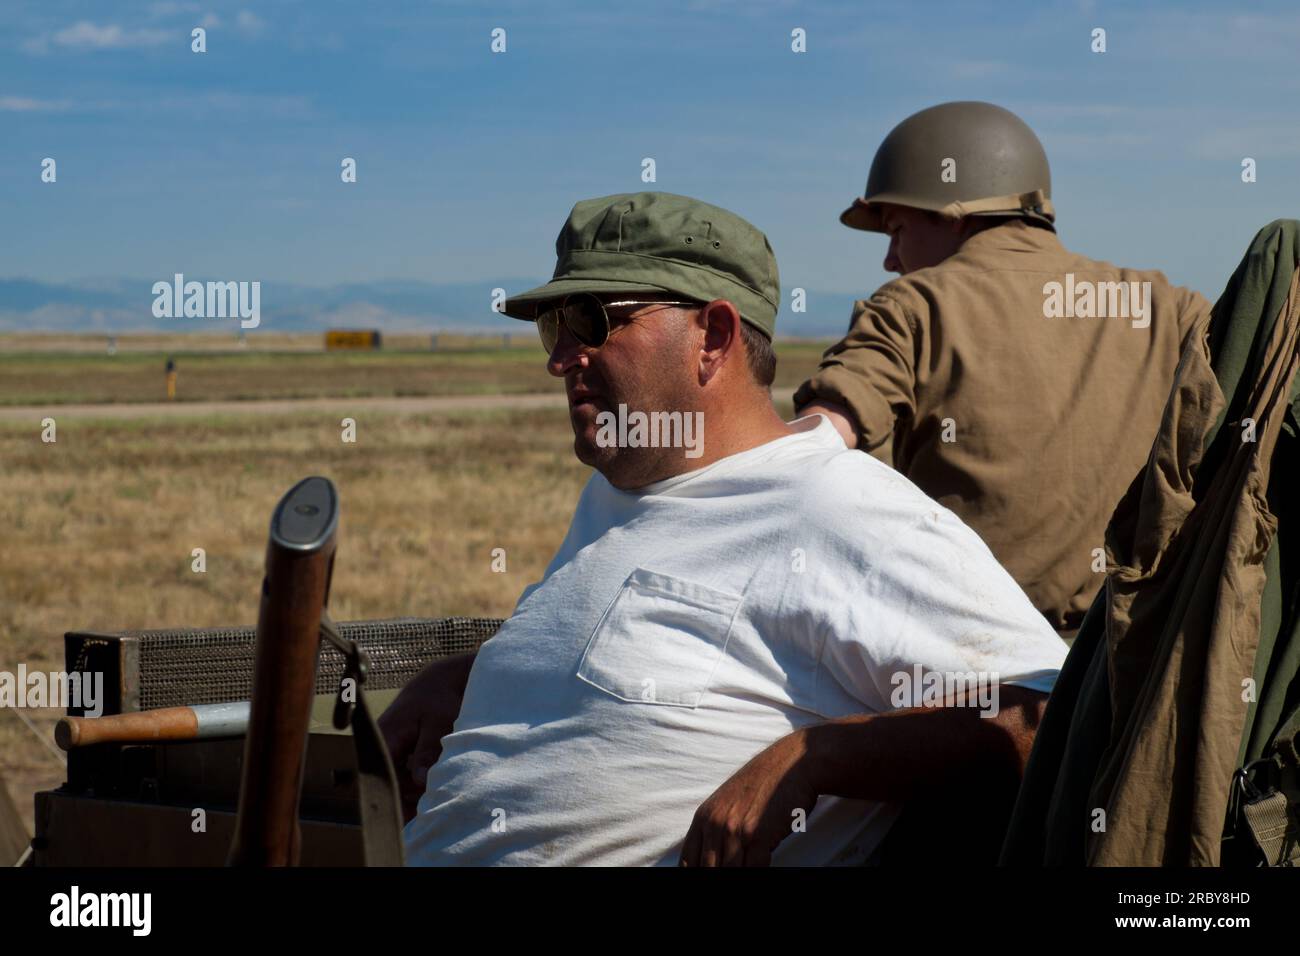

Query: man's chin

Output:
[572, 416, 634, 479]
[569, 404, 604, 451]
[572, 431, 614, 470]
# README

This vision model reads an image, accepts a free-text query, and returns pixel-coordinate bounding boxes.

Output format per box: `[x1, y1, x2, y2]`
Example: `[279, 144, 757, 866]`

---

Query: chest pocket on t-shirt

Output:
[577, 567, 743, 708]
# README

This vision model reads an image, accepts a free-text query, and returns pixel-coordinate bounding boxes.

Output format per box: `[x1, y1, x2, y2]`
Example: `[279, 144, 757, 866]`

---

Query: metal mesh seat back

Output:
[105, 617, 501, 711]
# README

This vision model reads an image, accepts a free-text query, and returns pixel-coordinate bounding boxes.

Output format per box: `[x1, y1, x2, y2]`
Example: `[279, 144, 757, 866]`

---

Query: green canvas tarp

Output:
[1001, 220, 1300, 866]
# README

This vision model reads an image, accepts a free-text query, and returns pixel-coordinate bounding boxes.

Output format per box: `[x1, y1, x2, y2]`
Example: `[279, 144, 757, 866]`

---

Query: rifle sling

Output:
[1235, 702, 1300, 866]
[321, 614, 406, 866]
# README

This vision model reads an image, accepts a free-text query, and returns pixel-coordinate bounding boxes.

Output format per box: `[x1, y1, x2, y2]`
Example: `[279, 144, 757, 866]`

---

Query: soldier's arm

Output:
[792, 293, 918, 465]
[796, 400, 859, 448]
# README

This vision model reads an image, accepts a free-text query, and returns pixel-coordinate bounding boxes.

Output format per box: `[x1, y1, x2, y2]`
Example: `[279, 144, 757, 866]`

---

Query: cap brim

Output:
[502, 277, 683, 321]
[840, 197, 884, 233]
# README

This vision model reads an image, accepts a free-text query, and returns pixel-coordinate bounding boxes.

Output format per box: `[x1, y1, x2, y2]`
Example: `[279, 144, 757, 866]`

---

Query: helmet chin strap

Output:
[936, 189, 1055, 222]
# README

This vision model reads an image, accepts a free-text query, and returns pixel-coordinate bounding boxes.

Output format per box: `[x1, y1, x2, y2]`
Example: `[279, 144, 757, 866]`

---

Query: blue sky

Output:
[2, 0, 1299, 331]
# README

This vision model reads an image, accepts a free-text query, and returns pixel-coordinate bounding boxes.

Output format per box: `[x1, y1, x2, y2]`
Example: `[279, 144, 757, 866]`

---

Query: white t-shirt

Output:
[404, 415, 1067, 866]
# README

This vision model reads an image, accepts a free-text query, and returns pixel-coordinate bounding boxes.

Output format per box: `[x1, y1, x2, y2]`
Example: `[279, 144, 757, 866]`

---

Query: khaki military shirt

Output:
[793, 219, 1213, 631]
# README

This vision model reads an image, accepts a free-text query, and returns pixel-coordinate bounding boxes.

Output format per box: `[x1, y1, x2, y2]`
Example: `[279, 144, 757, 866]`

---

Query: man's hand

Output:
[378, 651, 477, 823]
[679, 729, 819, 867]
[796, 401, 858, 449]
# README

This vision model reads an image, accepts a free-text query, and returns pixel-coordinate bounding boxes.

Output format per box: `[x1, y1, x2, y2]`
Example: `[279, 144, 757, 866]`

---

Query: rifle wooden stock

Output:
[227, 476, 338, 867]
[55, 702, 250, 750]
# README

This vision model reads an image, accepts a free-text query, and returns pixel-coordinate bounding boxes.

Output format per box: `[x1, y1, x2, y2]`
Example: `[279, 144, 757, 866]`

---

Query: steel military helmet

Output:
[841, 101, 1055, 233]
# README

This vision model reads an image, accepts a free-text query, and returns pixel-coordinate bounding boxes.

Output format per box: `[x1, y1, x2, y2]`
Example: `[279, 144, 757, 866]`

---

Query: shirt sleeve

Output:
[792, 292, 919, 462]
[510, 475, 599, 614]
[1179, 289, 1214, 352]
[819, 504, 1067, 712]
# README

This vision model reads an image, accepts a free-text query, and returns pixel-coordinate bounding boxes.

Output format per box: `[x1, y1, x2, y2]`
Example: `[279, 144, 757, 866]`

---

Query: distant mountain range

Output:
[0, 277, 859, 337]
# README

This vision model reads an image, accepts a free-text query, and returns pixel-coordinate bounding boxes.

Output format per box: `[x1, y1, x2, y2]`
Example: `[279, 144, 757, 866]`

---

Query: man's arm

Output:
[795, 401, 859, 449]
[378, 650, 478, 823]
[804, 684, 1045, 801]
[679, 685, 1046, 866]
[791, 293, 919, 467]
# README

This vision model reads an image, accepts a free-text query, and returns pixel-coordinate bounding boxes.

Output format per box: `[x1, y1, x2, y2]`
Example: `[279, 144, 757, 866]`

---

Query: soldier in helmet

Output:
[796, 101, 1212, 640]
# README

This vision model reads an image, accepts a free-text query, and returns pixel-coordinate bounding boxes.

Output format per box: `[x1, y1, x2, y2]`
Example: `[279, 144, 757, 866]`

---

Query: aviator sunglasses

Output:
[536, 292, 700, 353]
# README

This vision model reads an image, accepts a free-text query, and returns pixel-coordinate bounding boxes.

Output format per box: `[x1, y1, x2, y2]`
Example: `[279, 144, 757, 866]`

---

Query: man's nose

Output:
[883, 234, 903, 275]
[546, 324, 587, 377]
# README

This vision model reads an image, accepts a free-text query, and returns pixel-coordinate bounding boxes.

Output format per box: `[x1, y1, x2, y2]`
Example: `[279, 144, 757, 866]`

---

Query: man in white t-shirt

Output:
[382, 192, 1067, 866]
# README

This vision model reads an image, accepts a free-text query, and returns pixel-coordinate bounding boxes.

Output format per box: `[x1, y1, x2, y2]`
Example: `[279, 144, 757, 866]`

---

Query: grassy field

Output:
[0, 333, 832, 406]
[0, 405, 586, 836]
[0, 336, 822, 839]
[0, 331, 519, 353]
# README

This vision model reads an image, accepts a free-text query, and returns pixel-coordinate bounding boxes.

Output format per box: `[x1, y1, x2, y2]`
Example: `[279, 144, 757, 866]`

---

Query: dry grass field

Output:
[0, 333, 832, 406]
[0, 342, 555, 405]
[0, 405, 585, 836]
[0, 335, 823, 838]
[0, 331, 502, 353]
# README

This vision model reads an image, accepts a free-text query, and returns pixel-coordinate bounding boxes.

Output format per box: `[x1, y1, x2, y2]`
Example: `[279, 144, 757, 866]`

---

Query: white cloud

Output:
[1043, 131, 1157, 150]
[199, 13, 221, 29]
[24, 21, 174, 53]
[145, 90, 316, 119]
[149, 1, 201, 17]
[55, 21, 172, 49]
[1123, 9, 1300, 62]
[1022, 103, 1142, 119]
[1193, 126, 1300, 160]
[236, 10, 265, 36]
[17, 91, 316, 119]
[949, 59, 1012, 80]
[0, 95, 70, 112]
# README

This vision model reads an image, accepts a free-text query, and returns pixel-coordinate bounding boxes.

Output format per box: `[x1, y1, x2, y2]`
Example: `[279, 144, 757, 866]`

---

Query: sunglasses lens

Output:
[537, 294, 611, 352]
[564, 294, 608, 347]
[537, 310, 560, 352]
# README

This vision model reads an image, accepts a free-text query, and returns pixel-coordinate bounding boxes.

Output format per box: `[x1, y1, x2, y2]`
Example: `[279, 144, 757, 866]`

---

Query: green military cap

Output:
[503, 191, 781, 338]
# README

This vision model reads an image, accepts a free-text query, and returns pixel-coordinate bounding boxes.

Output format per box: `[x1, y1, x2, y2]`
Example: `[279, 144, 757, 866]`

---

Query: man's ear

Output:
[697, 299, 742, 385]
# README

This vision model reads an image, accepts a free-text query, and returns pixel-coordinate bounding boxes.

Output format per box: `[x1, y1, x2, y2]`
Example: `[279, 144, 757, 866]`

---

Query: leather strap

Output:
[936, 189, 1055, 220]
[320, 614, 406, 866]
